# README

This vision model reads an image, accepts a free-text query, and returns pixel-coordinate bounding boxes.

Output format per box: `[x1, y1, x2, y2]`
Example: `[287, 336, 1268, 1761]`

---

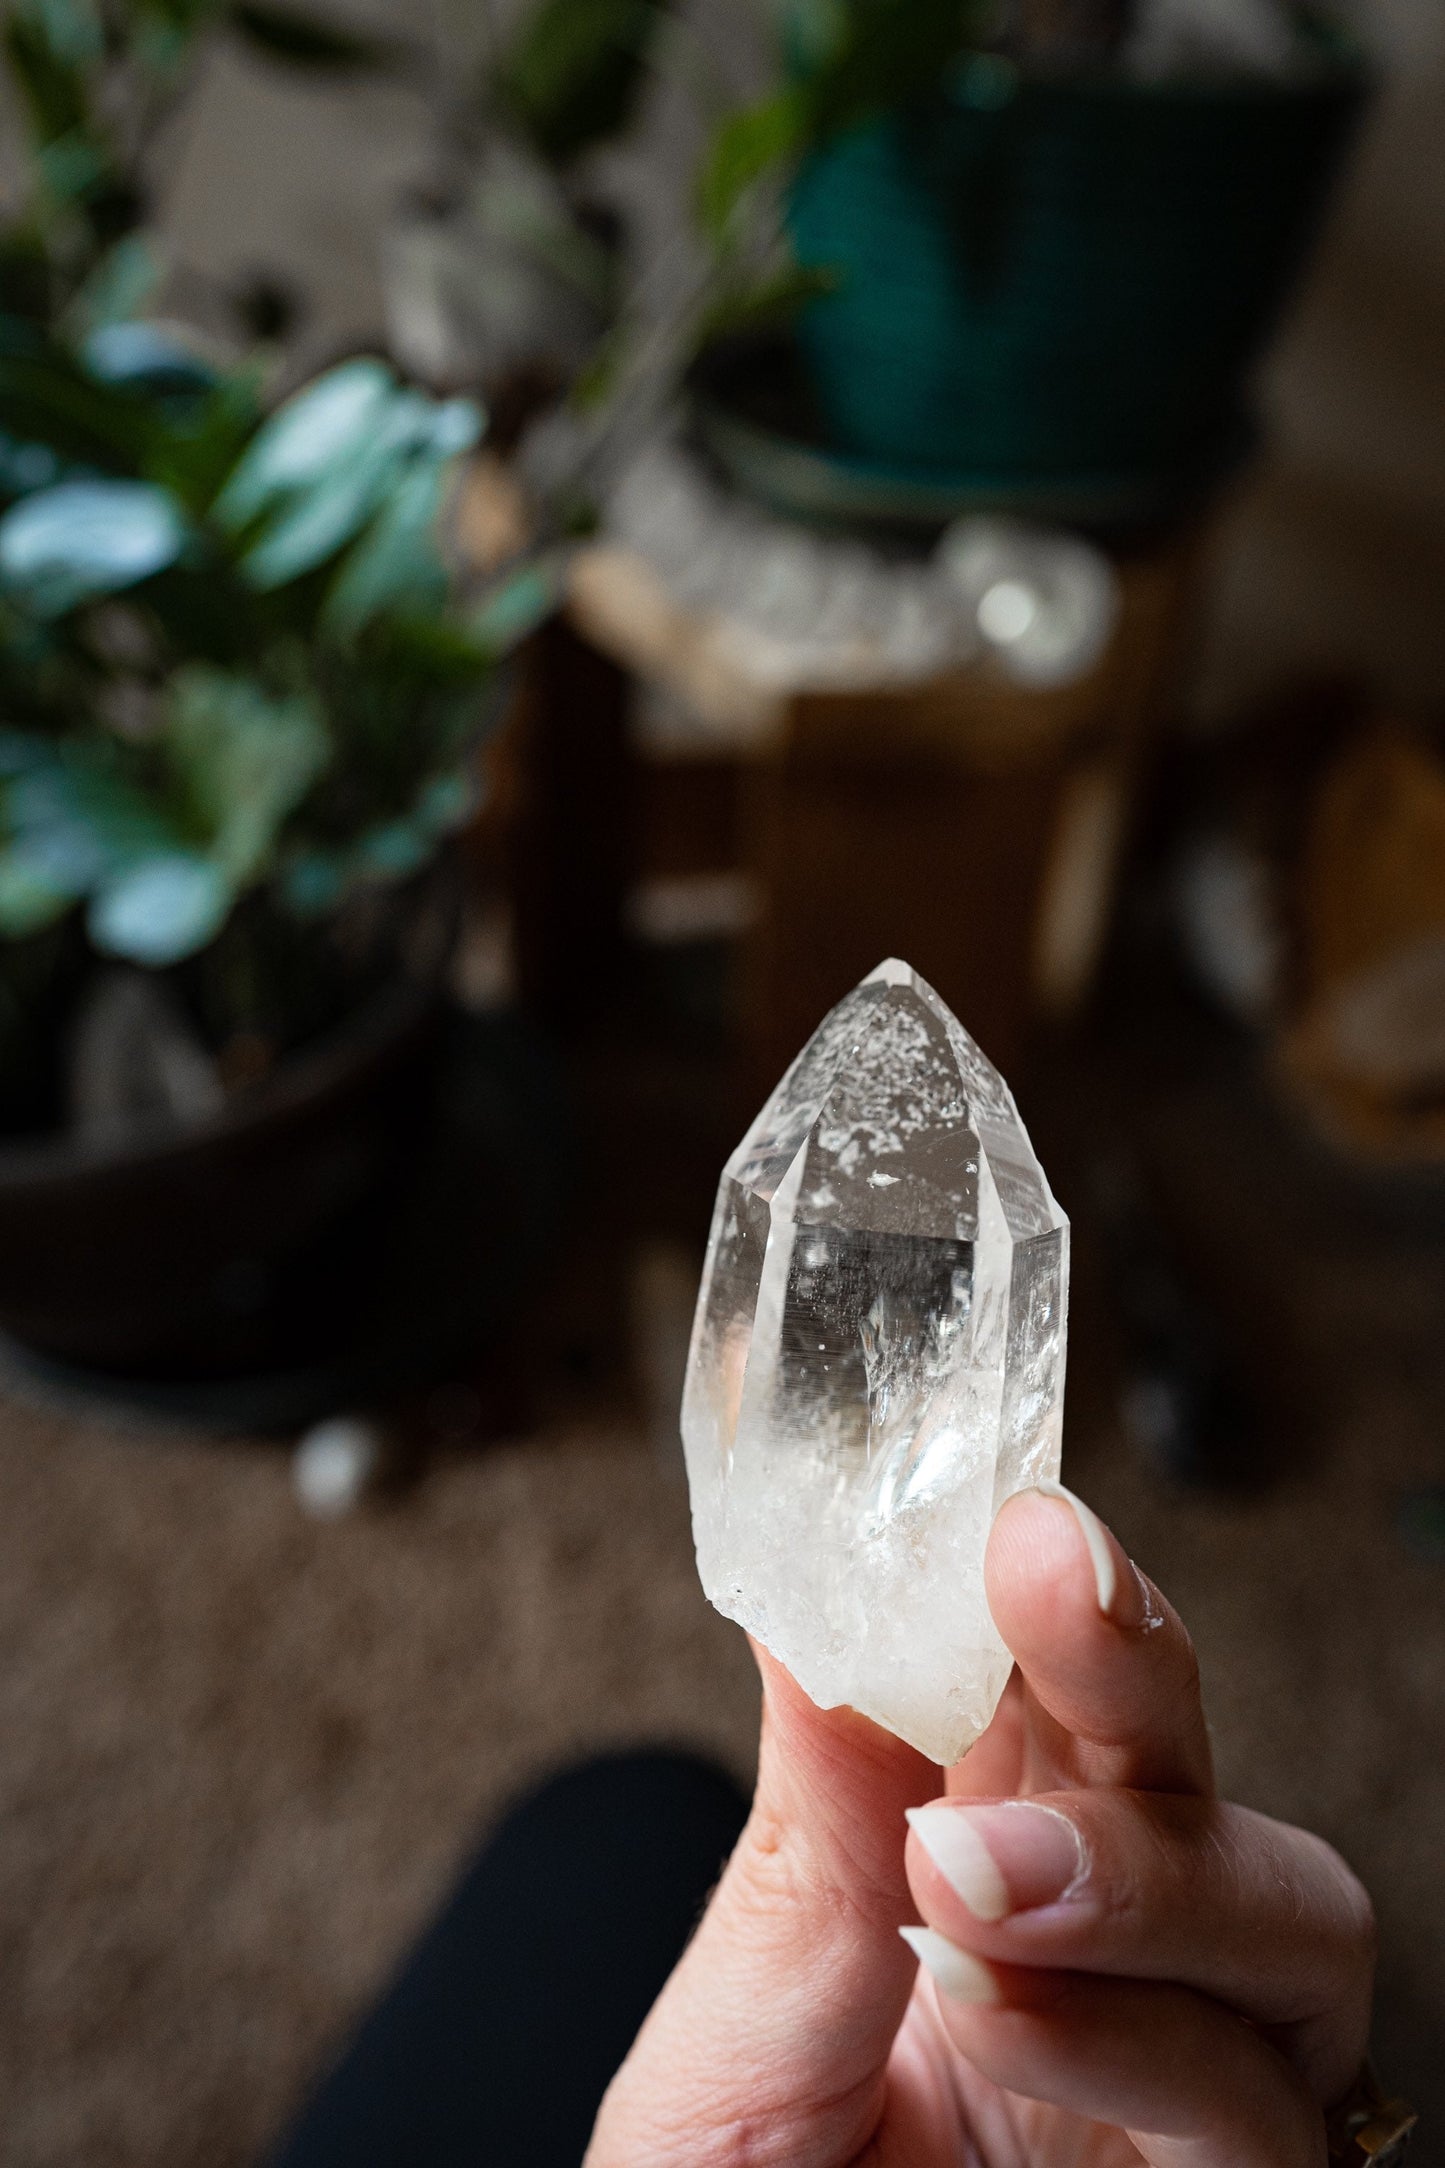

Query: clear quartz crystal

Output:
[682, 959, 1069, 1764]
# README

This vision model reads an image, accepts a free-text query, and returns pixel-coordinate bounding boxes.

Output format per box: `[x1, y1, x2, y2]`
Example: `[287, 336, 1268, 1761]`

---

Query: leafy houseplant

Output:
[0, 325, 563, 1384]
[0, 327, 549, 1134]
[0, 2, 562, 1391]
[693, 0, 1367, 496]
[383, 0, 674, 425]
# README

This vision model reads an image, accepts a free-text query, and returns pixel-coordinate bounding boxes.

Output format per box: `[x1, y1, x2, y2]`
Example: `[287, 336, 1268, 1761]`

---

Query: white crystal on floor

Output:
[682, 959, 1068, 1763]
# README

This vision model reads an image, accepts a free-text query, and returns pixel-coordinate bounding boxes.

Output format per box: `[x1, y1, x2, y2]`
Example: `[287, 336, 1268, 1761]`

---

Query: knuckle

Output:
[725, 1804, 858, 1946]
[1162, 1626, 1205, 1740]
[1318, 1841, 1378, 1974]
[1089, 1793, 1241, 1942]
[1289, 1825, 1376, 1957]
[590, 2090, 808, 2168]
[1067, 1792, 1152, 1931]
[1243, 1813, 1378, 2007]
[726, 1806, 805, 1924]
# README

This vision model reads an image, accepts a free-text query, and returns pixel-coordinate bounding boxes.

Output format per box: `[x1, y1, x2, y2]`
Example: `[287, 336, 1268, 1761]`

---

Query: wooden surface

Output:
[532, 526, 1201, 1076]
[738, 537, 1197, 1081]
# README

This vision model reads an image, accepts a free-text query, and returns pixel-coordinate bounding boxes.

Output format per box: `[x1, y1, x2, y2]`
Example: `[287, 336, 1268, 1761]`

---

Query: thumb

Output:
[588, 1645, 937, 2168]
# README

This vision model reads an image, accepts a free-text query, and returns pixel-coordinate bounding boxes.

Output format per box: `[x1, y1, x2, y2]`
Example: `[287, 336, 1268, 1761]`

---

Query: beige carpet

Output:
[0, 1407, 759, 2168]
[2, 1166, 1444, 2163]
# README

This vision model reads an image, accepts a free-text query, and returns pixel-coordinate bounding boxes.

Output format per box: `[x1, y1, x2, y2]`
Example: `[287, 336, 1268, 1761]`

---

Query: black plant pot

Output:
[0, 983, 445, 1384]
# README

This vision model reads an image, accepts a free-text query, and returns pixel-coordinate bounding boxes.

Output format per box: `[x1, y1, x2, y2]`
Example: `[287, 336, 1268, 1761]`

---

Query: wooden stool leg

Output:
[510, 621, 635, 1033]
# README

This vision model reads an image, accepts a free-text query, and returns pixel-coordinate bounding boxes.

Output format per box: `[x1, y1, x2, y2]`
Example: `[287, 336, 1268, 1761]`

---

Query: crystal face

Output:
[682, 959, 1069, 1763]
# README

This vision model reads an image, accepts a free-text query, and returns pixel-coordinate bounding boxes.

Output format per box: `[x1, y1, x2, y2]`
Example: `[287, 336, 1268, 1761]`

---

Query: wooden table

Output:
[502, 522, 1203, 1082]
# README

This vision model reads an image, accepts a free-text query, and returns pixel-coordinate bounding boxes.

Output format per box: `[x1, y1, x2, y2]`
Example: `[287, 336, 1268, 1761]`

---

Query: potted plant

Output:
[692, 0, 1368, 511]
[383, 0, 674, 437]
[0, 312, 554, 1385]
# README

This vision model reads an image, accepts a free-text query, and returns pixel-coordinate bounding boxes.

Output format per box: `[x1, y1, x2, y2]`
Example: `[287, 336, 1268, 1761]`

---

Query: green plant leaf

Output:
[211, 358, 395, 531]
[494, 0, 668, 168]
[234, 442, 404, 588]
[321, 454, 448, 638]
[351, 609, 494, 688]
[228, 0, 402, 71]
[19, 0, 105, 69]
[32, 129, 111, 208]
[127, 0, 216, 75]
[144, 365, 265, 517]
[62, 234, 165, 341]
[427, 396, 485, 459]
[787, 0, 848, 73]
[225, 380, 480, 591]
[281, 848, 345, 916]
[802, 0, 990, 139]
[82, 317, 215, 395]
[2, 740, 181, 884]
[3, 2, 97, 146]
[0, 326, 158, 470]
[467, 556, 564, 655]
[413, 768, 478, 834]
[354, 817, 429, 879]
[696, 86, 810, 242]
[316, 395, 482, 638]
[88, 850, 230, 963]
[164, 664, 328, 881]
[693, 0, 993, 263]
[0, 839, 76, 935]
[0, 478, 187, 615]
[0, 430, 64, 499]
[694, 258, 838, 345]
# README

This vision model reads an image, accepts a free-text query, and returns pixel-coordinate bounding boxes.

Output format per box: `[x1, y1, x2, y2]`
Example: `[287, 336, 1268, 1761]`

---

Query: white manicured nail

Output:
[906, 1804, 1010, 1920]
[1034, 1479, 1117, 1616]
[899, 1925, 999, 2004]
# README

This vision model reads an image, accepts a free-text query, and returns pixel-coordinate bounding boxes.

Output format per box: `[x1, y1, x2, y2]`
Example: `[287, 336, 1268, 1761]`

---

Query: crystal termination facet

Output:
[682, 959, 1069, 1764]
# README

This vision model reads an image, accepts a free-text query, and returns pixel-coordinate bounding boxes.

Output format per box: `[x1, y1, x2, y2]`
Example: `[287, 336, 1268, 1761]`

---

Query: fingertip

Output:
[1034, 1482, 1119, 1615]
[985, 1489, 1211, 1795]
[986, 1484, 1135, 1647]
[899, 1924, 1000, 2005]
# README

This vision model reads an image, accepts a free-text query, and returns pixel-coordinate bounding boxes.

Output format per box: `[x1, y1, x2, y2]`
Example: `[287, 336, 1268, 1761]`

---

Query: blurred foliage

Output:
[0, 0, 407, 340]
[693, 0, 1345, 270]
[491, 0, 671, 172]
[0, 0, 570, 1119]
[0, 334, 556, 1020]
[693, 0, 996, 324]
[387, 0, 676, 431]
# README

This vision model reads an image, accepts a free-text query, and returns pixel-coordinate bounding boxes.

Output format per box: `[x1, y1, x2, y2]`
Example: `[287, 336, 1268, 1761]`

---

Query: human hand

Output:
[586, 1484, 1376, 2168]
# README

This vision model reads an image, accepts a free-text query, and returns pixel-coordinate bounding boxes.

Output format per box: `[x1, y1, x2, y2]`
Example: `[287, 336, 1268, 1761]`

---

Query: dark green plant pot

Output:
[786, 56, 1367, 484]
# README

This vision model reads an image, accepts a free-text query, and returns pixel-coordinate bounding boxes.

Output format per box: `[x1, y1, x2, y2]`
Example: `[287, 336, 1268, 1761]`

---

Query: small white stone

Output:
[682, 960, 1069, 1764]
[293, 1417, 383, 1519]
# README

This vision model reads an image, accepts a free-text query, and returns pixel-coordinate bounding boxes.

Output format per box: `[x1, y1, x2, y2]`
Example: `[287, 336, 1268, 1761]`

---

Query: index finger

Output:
[977, 1484, 1214, 1797]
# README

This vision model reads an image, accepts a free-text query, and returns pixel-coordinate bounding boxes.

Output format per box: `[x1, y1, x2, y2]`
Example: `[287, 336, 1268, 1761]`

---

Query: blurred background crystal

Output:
[604, 442, 973, 689]
[602, 444, 1126, 697]
[939, 519, 1121, 690]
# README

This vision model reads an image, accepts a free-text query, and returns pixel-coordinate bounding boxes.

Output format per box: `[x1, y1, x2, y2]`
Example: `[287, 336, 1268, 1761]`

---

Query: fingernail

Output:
[906, 1803, 1008, 1918]
[908, 1801, 1086, 1918]
[898, 1925, 999, 2004]
[1032, 1480, 1122, 1619]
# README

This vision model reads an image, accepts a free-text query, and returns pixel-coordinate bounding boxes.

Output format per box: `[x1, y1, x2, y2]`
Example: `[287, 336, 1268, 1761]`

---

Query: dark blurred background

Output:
[1, 1, 1444, 2161]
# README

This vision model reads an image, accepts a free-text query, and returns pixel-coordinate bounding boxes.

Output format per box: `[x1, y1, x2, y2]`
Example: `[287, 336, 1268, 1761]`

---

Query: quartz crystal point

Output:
[682, 959, 1068, 1763]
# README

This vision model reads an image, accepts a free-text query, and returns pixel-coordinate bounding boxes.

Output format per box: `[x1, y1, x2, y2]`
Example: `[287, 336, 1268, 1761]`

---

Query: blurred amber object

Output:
[454, 454, 531, 573]
[1281, 728, 1445, 1162]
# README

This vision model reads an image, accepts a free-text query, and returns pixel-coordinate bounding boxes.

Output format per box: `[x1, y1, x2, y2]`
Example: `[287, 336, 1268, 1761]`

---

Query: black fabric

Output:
[268, 1750, 750, 2168]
